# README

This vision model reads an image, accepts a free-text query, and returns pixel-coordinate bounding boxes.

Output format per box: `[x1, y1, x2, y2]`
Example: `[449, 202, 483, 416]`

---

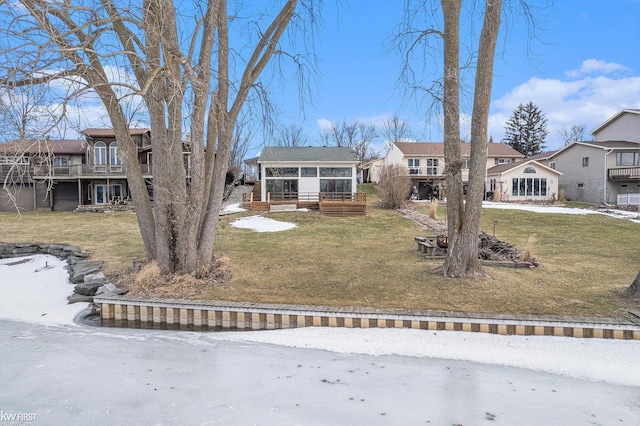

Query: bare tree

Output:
[380, 114, 415, 149]
[0, 0, 320, 276]
[396, 0, 508, 277]
[229, 113, 255, 170]
[272, 123, 309, 147]
[557, 124, 587, 146]
[320, 119, 379, 163]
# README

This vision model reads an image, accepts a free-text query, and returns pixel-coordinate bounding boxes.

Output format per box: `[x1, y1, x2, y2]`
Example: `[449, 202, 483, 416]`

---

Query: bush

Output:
[378, 166, 410, 209]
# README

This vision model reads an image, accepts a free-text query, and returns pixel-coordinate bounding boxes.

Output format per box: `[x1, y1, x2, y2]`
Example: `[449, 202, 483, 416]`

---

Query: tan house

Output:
[384, 141, 524, 199]
[486, 159, 562, 202]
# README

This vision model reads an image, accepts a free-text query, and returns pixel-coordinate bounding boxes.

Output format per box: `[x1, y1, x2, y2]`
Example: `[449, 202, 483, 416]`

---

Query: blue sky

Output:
[11, 1, 637, 155]
[267, 0, 640, 153]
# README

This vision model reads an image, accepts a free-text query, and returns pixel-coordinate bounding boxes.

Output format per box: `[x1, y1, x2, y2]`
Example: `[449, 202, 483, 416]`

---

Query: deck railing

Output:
[608, 166, 640, 180]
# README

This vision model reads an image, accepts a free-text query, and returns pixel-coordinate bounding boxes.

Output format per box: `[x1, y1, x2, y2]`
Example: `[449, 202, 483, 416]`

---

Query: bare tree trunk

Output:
[440, 0, 465, 277]
[439, 0, 501, 278]
[625, 270, 640, 297]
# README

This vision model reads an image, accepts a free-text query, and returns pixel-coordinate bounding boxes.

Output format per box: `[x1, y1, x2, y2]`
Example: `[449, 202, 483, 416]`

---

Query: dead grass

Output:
[523, 234, 537, 262]
[428, 199, 439, 220]
[0, 187, 638, 319]
[112, 257, 232, 299]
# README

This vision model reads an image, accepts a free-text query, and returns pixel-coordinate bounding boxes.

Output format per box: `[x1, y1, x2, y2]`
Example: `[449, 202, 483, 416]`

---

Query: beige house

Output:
[360, 158, 384, 184]
[384, 141, 524, 199]
[486, 159, 562, 202]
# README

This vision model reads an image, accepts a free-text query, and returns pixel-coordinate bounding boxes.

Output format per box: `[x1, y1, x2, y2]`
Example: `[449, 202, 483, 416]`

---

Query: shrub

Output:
[378, 166, 410, 209]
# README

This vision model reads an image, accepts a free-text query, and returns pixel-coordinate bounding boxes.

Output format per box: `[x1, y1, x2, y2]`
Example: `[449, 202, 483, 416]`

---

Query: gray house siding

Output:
[553, 144, 608, 204]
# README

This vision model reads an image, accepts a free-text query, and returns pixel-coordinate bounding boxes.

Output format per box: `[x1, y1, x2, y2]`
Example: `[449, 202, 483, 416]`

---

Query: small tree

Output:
[320, 119, 379, 164]
[378, 165, 410, 209]
[273, 123, 308, 147]
[557, 124, 587, 146]
[502, 101, 548, 156]
[380, 114, 415, 149]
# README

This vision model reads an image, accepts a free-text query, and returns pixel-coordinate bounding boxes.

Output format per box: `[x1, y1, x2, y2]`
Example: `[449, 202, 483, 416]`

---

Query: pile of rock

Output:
[0, 241, 126, 304]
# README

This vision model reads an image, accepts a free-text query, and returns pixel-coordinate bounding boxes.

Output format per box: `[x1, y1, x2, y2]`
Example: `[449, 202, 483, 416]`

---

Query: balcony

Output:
[405, 167, 443, 177]
[0, 163, 154, 179]
[608, 167, 640, 181]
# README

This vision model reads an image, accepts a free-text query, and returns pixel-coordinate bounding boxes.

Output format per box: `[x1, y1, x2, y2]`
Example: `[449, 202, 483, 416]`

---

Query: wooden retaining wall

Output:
[94, 296, 640, 340]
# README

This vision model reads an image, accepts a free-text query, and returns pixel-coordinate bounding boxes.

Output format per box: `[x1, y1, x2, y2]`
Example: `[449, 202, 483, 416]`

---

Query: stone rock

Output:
[12, 246, 38, 255]
[95, 283, 127, 296]
[84, 272, 106, 283]
[74, 281, 105, 296]
[71, 261, 104, 284]
[68, 293, 94, 304]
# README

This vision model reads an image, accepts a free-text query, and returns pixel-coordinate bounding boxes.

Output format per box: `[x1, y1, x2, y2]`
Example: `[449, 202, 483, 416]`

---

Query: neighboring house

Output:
[384, 141, 524, 199]
[0, 128, 163, 212]
[545, 109, 640, 206]
[591, 109, 640, 142]
[360, 158, 384, 184]
[255, 146, 359, 203]
[486, 159, 562, 202]
[548, 140, 640, 205]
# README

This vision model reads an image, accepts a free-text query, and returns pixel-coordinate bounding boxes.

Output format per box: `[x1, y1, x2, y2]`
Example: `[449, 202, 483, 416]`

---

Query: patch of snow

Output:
[0, 254, 87, 326]
[220, 202, 246, 214]
[230, 215, 297, 232]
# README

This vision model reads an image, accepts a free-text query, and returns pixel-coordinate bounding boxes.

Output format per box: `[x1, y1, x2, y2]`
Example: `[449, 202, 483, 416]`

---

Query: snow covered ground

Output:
[1, 203, 639, 425]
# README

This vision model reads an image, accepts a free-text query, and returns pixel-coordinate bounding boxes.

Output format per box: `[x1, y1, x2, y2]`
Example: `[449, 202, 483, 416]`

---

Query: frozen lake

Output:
[1, 319, 639, 425]
[1, 255, 639, 425]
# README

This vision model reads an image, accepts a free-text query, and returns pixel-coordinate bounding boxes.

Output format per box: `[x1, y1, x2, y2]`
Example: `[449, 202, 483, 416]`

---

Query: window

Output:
[319, 167, 352, 177]
[320, 179, 352, 193]
[550, 161, 556, 169]
[489, 179, 497, 192]
[498, 158, 511, 164]
[266, 179, 298, 199]
[266, 167, 298, 177]
[616, 152, 640, 166]
[523, 166, 536, 174]
[94, 142, 107, 165]
[425, 158, 439, 175]
[408, 158, 420, 174]
[109, 142, 122, 165]
[53, 156, 69, 167]
[301, 167, 317, 177]
[511, 178, 547, 197]
[582, 157, 589, 167]
[462, 159, 470, 169]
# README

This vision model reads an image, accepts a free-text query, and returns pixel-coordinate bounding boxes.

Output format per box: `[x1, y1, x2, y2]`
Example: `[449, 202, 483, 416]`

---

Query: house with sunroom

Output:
[242, 146, 366, 215]
[384, 141, 524, 200]
[486, 159, 562, 202]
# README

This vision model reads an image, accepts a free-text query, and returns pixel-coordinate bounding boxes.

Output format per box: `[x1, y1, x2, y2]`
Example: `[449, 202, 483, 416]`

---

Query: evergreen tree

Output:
[502, 101, 548, 156]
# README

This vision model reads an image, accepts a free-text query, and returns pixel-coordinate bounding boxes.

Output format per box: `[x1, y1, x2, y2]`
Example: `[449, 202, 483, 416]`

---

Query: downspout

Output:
[603, 149, 613, 206]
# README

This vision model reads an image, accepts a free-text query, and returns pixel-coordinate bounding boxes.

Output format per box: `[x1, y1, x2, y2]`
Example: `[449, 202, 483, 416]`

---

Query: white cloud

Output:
[489, 70, 640, 150]
[566, 59, 630, 78]
[315, 118, 333, 131]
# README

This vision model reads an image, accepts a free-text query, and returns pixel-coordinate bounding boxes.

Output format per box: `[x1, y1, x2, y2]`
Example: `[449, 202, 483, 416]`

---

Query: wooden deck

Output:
[241, 192, 366, 216]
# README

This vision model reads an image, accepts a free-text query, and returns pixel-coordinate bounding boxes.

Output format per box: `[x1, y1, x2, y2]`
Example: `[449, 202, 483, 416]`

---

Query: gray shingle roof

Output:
[258, 146, 358, 163]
